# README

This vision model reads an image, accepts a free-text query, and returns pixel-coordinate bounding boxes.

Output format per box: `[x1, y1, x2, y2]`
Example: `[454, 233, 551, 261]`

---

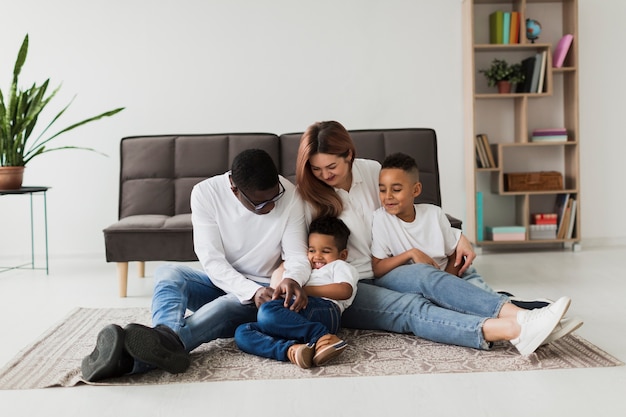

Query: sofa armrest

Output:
[447, 214, 462, 230]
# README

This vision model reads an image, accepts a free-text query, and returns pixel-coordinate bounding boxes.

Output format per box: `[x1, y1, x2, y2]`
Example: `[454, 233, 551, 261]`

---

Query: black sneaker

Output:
[498, 291, 552, 310]
[81, 324, 133, 382]
[123, 323, 190, 374]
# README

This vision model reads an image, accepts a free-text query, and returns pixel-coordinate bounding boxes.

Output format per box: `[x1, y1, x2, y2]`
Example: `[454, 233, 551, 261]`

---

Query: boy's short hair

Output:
[309, 216, 351, 251]
[381, 152, 420, 181]
[231, 149, 279, 192]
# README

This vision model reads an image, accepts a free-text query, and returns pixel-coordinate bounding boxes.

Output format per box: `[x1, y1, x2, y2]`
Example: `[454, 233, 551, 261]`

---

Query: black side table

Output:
[0, 186, 49, 274]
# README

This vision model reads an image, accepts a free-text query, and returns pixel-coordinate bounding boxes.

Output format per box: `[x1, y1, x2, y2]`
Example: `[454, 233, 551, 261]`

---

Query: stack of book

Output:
[531, 128, 568, 142]
[474, 133, 496, 168]
[486, 226, 526, 241]
[530, 213, 558, 239]
[489, 10, 520, 44]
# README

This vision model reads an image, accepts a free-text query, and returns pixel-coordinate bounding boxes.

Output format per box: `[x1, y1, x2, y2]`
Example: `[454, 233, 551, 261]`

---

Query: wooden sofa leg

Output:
[117, 262, 129, 298]
[138, 261, 145, 278]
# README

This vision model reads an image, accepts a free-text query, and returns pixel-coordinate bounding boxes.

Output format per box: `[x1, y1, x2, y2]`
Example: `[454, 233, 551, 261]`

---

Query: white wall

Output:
[0, 0, 623, 263]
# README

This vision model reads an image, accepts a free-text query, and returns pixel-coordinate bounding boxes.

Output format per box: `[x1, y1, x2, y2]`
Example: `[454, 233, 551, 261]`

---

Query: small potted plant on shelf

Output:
[0, 34, 125, 190]
[479, 59, 525, 94]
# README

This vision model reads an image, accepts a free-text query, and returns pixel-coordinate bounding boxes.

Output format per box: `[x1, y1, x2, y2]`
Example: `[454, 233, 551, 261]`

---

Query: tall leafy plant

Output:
[0, 34, 124, 167]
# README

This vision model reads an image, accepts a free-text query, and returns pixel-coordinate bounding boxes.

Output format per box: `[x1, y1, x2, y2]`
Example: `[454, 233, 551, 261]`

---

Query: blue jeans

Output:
[234, 297, 341, 361]
[341, 264, 508, 350]
[151, 263, 259, 352]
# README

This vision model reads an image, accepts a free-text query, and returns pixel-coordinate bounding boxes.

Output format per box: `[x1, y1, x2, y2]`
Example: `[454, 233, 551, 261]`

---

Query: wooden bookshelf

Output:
[462, 0, 580, 249]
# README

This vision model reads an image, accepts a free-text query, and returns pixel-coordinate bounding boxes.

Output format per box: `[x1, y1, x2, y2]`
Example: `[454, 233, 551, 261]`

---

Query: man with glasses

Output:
[81, 149, 311, 381]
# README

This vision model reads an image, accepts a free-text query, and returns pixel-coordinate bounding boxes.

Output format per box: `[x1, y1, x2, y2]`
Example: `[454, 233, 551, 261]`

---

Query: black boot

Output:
[123, 323, 190, 374]
[81, 324, 134, 382]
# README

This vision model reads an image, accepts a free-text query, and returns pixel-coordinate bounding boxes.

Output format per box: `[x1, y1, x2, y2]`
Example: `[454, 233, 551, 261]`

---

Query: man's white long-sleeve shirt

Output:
[191, 173, 311, 303]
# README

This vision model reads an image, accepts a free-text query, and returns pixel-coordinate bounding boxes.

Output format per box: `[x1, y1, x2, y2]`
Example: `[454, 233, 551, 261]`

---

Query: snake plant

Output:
[0, 34, 124, 167]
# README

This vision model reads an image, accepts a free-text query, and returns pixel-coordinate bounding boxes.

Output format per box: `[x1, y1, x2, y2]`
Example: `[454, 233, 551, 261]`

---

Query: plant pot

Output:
[0, 166, 25, 190]
[497, 81, 512, 94]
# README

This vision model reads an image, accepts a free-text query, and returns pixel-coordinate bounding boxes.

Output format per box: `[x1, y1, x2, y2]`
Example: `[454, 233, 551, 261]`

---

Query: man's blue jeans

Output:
[341, 264, 508, 350]
[151, 263, 259, 352]
[234, 297, 341, 361]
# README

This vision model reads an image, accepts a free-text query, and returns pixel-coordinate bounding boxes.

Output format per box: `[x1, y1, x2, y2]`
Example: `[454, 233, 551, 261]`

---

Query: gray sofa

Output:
[103, 129, 461, 297]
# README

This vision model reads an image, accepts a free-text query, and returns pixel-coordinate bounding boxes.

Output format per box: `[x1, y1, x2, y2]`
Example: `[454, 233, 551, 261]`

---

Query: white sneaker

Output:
[541, 316, 584, 346]
[511, 296, 571, 355]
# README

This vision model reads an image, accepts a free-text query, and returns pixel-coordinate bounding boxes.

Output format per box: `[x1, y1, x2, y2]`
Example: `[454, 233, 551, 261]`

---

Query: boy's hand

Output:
[407, 248, 439, 269]
[272, 278, 308, 312]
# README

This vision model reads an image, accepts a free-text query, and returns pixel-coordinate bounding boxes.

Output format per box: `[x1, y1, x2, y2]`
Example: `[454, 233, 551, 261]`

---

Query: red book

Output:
[509, 11, 520, 44]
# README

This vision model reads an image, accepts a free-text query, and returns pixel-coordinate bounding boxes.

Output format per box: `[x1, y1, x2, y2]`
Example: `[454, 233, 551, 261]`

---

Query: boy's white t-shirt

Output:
[305, 260, 359, 312]
[370, 204, 461, 270]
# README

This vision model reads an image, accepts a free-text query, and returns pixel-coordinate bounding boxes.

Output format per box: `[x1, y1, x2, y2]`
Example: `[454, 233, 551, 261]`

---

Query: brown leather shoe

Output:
[313, 334, 347, 366]
[287, 343, 315, 369]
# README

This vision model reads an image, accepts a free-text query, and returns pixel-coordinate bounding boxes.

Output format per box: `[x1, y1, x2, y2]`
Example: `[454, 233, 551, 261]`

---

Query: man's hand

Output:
[272, 278, 308, 312]
[253, 286, 275, 308]
[454, 234, 476, 276]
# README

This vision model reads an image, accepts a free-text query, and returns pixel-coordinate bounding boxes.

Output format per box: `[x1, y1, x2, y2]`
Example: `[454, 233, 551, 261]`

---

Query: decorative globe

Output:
[526, 19, 542, 43]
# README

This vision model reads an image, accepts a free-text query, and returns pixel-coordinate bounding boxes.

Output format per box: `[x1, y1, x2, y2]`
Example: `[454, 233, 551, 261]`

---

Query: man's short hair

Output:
[231, 149, 279, 192]
[309, 216, 351, 251]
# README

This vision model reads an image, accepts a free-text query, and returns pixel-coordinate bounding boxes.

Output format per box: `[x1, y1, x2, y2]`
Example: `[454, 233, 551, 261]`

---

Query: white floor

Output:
[1, 245, 626, 417]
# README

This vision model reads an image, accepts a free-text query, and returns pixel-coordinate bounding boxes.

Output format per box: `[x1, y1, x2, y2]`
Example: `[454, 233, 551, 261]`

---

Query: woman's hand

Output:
[453, 234, 476, 276]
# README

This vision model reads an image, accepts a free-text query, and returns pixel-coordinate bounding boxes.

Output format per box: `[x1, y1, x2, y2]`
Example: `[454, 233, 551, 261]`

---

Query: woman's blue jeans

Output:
[151, 263, 259, 352]
[234, 297, 341, 362]
[341, 264, 508, 350]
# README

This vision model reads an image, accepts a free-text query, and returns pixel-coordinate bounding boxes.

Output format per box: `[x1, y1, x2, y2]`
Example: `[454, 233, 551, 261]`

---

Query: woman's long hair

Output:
[295, 121, 356, 218]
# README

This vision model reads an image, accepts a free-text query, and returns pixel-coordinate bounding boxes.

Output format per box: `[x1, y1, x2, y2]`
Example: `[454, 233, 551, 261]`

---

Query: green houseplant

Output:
[479, 58, 524, 93]
[0, 34, 124, 189]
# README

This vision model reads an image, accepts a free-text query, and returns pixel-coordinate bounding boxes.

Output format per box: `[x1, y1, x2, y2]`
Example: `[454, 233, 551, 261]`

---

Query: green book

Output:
[490, 11, 504, 44]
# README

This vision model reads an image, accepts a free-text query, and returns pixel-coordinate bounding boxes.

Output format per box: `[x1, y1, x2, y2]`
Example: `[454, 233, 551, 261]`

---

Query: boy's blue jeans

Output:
[234, 297, 341, 362]
[341, 264, 508, 350]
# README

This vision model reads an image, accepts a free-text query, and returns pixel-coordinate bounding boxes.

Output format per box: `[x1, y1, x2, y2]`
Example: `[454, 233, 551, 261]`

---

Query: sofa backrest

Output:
[118, 133, 280, 218]
[118, 128, 443, 219]
[279, 128, 442, 207]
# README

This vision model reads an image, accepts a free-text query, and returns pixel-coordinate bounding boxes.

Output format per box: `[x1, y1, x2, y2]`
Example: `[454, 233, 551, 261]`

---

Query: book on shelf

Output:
[509, 11, 520, 44]
[530, 52, 543, 93]
[557, 196, 575, 239]
[532, 135, 568, 142]
[529, 224, 557, 240]
[566, 198, 577, 239]
[517, 55, 536, 93]
[479, 134, 496, 168]
[487, 226, 526, 241]
[489, 11, 504, 44]
[476, 191, 484, 241]
[474, 134, 488, 168]
[553, 34, 574, 68]
[536, 50, 548, 93]
[554, 193, 570, 235]
[502, 12, 511, 44]
[488, 226, 526, 234]
[531, 128, 568, 142]
[532, 213, 557, 225]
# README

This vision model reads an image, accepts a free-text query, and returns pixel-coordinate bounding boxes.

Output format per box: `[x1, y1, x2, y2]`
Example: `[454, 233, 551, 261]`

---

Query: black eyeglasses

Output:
[235, 181, 285, 212]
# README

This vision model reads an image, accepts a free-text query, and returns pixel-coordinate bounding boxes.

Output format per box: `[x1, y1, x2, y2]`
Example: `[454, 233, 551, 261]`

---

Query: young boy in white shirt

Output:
[235, 216, 359, 369]
[370, 152, 582, 354]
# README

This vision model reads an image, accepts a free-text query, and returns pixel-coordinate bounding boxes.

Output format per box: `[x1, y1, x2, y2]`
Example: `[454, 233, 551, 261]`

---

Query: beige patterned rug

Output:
[0, 307, 622, 390]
